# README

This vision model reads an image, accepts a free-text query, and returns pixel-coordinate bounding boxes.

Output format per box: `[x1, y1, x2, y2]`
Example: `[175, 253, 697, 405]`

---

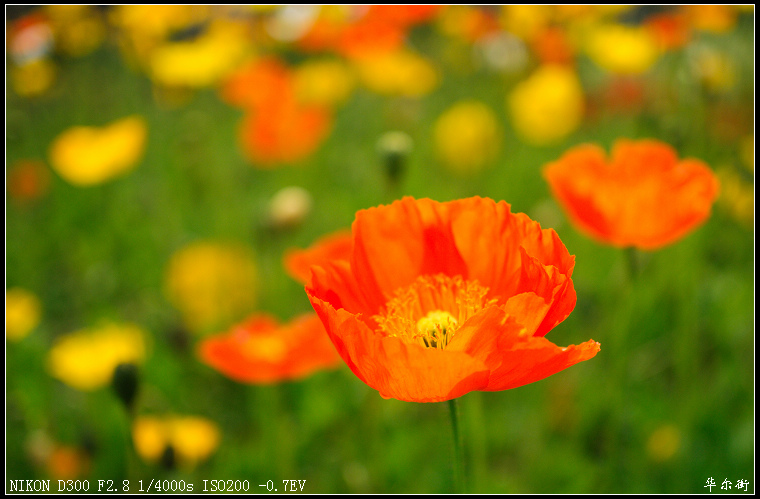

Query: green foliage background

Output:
[6, 9, 754, 494]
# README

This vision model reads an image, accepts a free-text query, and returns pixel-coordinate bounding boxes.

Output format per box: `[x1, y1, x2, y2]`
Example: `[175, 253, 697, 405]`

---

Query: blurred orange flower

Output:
[544, 139, 720, 249]
[298, 5, 440, 59]
[532, 27, 575, 66]
[238, 101, 332, 166]
[644, 12, 690, 51]
[306, 196, 599, 403]
[221, 58, 292, 110]
[368, 5, 442, 29]
[222, 57, 333, 166]
[199, 313, 341, 384]
[283, 229, 353, 284]
[682, 5, 738, 33]
[46, 445, 90, 480]
[8, 159, 51, 203]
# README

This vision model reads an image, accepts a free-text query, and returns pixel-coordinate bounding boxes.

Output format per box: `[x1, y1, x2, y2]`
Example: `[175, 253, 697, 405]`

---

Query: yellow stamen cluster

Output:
[374, 274, 495, 349]
[415, 310, 458, 349]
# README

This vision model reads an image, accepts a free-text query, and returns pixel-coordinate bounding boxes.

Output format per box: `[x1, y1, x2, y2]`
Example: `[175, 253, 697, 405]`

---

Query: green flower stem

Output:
[448, 398, 465, 493]
[464, 391, 487, 492]
[625, 247, 640, 282]
[257, 385, 294, 478]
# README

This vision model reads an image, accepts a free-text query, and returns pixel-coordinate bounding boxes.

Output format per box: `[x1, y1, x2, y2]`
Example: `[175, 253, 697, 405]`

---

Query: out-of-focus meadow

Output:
[6, 5, 754, 494]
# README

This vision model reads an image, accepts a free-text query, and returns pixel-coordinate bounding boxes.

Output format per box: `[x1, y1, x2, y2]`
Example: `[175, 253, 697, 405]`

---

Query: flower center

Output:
[242, 335, 287, 363]
[373, 274, 495, 349]
[415, 310, 458, 349]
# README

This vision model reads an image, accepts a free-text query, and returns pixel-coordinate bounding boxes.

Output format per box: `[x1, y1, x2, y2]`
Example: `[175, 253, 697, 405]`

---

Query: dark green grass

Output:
[6, 20, 754, 493]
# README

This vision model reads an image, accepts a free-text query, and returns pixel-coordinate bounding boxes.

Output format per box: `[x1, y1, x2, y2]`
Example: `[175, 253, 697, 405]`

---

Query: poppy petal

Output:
[283, 229, 353, 285]
[309, 260, 385, 317]
[351, 197, 467, 299]
[447, 306, 598, 391]
[309, 293, 490, 402]
[503, 247, 577, 337]
[544, 139, 720, 249]
[448, 197, 575, 300]
[198, 313, 340, 384]
[479, 307, 599, 391]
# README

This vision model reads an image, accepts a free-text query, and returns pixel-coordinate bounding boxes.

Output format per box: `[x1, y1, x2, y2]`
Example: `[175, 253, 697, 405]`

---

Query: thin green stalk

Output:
[256, 385, 294, 478]
[448, 398, 465, 493]
[625, 246, 639, 282]
[464, 391, 486, 492]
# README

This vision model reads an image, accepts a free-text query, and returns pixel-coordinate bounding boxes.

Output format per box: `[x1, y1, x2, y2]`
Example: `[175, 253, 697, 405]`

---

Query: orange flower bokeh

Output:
[220, 58, 291, 110]
[8, 159, 51, 203]
[198, 313, 341, 384]
[283, 229, 353, 285]
[298, 5, 441, 59]
[306, 196, 599, 403]
[222, 57, 332, 167]
[543, 139, 720, 250]
[238, 102, 331, 167]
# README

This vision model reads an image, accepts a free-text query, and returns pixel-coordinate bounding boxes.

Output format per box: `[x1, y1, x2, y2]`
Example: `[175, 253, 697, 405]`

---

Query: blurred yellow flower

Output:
[6, 288, 42, 341]
[132, 415, 220, 468]
[690, 47, 736, 93]
[717, 167, 753, 227]
[438, 5, 500, 43]
[740, 136, 753, 173]
[45, 5, 106, 57]
[434, 100, 502, 174]
[47, 323, 146, 391]
[111, 5, 210, 40]
[48, 116, 147, 186]
[586, 24, 659, 75]
[149, 20, 251, 88]
[294, 59, 356, 107]
[683, 5, 738, 33]
[500, 5, 551, 42]
[111, 5, 212, 70]
[165, 242, 259, 333]
[354, 49, 438, 97]
[10, 59, 56, 98]
[508, 65, 584, 145]
[646, 424, 681, 462]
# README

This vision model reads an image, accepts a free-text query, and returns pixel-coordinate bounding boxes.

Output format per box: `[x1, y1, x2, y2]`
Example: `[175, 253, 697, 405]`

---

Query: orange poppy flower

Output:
[238, 103, 331, 166]
[306, 196, 599, 403]
[368, 5, 443, 29]
[532, 27, 575, 66]
[220, 58, 291, 111]
[297, 6, 440, 59]
[198, 313, 341, 384]
[298, 12, 403, 59]
[221, 57, 333, 166]
[543, 139, 720, 249]
[283, 229, 353, 284]
[644, 12, 690, 51]
[8, 159, 51, 203]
